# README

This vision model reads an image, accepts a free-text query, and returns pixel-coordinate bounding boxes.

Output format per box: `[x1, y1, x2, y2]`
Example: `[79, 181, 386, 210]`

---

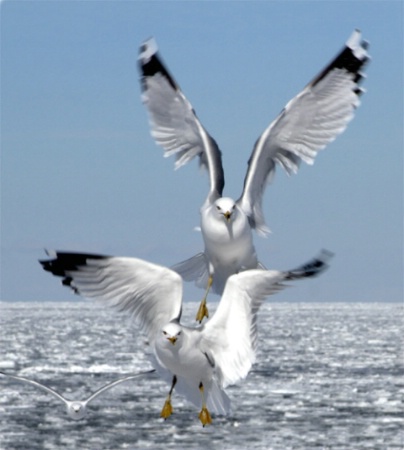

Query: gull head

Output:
[66, 401, 86, 420]
[214, 197, 236, 223]
[161, 322, 183, 347]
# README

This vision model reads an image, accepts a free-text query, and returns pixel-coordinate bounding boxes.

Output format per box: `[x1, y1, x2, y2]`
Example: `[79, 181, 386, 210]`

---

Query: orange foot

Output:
[198, 406, 212, 427]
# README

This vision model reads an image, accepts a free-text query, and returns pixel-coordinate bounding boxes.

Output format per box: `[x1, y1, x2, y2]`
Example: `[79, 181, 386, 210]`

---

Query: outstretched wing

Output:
[40, 251, 183, 344]
[201, 250, 333, 387]
[85, 369, 156, 405]
[0, 371, 67, 403]
[139, 38, 224, 207]
[238, 30, 370, 236]
[201, 270, 287, 388]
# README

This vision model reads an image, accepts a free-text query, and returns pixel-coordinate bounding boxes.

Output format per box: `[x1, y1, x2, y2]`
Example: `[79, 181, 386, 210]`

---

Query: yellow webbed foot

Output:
[195, 298, 209, 323]
[160, 398, 173, 420]
[198, 406, 212, 427]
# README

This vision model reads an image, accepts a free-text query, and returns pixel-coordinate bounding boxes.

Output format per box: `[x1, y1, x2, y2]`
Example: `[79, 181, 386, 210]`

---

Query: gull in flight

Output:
[40, 249, 332, 425]
[0, 369, 155, 420]
[138, 30, 369, 322]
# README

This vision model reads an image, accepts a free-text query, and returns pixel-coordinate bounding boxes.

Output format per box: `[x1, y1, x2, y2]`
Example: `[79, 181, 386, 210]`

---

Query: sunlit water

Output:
[0, 301, 403, 449]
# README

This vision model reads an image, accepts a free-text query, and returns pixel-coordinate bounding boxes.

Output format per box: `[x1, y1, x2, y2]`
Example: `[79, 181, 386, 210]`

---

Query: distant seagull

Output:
[0, 369, 155, 420]
[138, 30, 370, 322]
[40, 249, 332, 425]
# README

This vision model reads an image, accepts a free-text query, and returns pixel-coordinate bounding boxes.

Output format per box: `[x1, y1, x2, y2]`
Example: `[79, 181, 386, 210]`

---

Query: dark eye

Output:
[216, 206, 221, 210]
[163, 331, 167, 335]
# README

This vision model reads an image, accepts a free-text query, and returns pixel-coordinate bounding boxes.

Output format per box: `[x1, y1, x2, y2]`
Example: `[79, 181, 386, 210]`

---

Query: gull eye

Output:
[216, 206, 221, 211]
[177, 331, 181, 336]
[163, 331, 167, 335]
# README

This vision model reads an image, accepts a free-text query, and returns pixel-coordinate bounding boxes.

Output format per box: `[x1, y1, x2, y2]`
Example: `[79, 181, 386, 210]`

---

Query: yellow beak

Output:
[168, 336, 177, 345]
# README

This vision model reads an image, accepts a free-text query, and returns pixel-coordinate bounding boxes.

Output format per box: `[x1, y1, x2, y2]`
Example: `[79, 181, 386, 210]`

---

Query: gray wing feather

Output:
[139, 38, 224, 206]
[238, 30, 370, 235]
[201, 250, 332, 387]
[40, 252, 183, 344]
[85, 370, 156, 405]
[0, 372, 67, 403]
[201, 270, 287, 388]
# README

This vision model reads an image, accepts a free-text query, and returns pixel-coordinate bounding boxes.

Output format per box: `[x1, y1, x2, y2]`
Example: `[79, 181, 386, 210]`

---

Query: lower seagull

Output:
[0, 369, 155, 420]
[40, 249, 332, 426]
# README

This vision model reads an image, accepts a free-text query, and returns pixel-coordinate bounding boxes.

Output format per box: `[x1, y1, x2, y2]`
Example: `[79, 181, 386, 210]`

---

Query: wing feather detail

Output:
[201, 269, 287, 388]
[139, 38, 224, 206]
[201, 250, 332, 387]
[40, 251, 183, 344]
[238, 30, 370, 236]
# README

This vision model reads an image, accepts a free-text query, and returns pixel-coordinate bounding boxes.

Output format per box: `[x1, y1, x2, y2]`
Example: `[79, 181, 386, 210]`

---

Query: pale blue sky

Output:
[1, 1, 402, 302]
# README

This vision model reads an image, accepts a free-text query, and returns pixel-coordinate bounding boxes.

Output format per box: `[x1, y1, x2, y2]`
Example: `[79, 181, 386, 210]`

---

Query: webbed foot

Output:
[198, 406, 212, 427]
[195, 298, 209, 323]
[160, 398, 173, 420]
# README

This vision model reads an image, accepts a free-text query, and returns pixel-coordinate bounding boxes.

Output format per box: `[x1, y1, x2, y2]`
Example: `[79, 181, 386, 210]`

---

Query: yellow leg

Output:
[195, 276, 213, 323]
[198, 382, 212, 427]
[160, 375, 177, 420]
[160, 397, 173, 420]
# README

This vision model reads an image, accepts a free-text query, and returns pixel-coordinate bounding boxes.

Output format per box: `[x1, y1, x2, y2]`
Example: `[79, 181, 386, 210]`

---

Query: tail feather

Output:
[206, 379, 231, 415]
[171, 253, 209, 289]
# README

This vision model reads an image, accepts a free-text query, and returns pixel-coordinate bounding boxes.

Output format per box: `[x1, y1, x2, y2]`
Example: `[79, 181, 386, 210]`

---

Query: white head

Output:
[67, 401, 86, 420]
[161, 322, 183, 347]
[213, 197, 237, 222]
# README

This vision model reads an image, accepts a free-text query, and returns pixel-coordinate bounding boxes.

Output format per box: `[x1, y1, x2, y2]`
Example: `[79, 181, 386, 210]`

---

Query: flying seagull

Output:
[0, 369, 155, 420]
[138, 30, 369, 322]
[40, 249, 332, 425]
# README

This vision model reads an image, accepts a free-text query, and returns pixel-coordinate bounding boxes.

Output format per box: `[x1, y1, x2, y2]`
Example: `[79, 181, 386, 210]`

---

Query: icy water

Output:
[0, 301, 402, 450]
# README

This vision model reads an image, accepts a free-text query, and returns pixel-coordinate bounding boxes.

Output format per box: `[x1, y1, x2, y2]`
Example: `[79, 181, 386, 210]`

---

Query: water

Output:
[0, 301, 403, 449]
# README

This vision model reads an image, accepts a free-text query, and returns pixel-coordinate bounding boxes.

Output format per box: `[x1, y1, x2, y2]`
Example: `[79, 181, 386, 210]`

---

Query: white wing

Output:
[0, 372, 68, 404]
[40, 252, 183, 344]
[139, 38, 224, 207]
[85, 369, 156, 405]
[238, 30, 370, 235]
[200, 250, 333, 387]
[201, 269, 287, 388]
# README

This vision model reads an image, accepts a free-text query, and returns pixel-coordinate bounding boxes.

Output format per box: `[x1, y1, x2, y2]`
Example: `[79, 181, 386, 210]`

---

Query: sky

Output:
[1, 1, 402, 303]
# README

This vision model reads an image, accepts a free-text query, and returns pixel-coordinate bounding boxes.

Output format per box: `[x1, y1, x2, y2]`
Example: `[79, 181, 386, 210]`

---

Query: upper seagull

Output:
[40, 249, 332, 426]
[138, 30, 370, 322]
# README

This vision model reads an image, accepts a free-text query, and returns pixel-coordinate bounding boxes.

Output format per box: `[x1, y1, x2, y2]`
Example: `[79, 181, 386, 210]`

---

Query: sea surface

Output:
[0, 301, 403, 450]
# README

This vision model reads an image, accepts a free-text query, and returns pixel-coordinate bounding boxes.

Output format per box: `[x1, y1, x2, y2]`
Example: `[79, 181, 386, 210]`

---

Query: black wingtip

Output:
[40, 252, 98, 273]
[138, 38, 178, 91]
[286, 249, 334, 280]
[310, 31, 370, 89]
[39, 251, 109, 294]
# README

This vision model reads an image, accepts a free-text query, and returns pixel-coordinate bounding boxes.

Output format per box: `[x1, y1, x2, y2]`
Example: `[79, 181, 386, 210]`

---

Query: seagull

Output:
[40, 249, 332, 425]
[0, 369, 155, 420]
[138, 30, 369, 322]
